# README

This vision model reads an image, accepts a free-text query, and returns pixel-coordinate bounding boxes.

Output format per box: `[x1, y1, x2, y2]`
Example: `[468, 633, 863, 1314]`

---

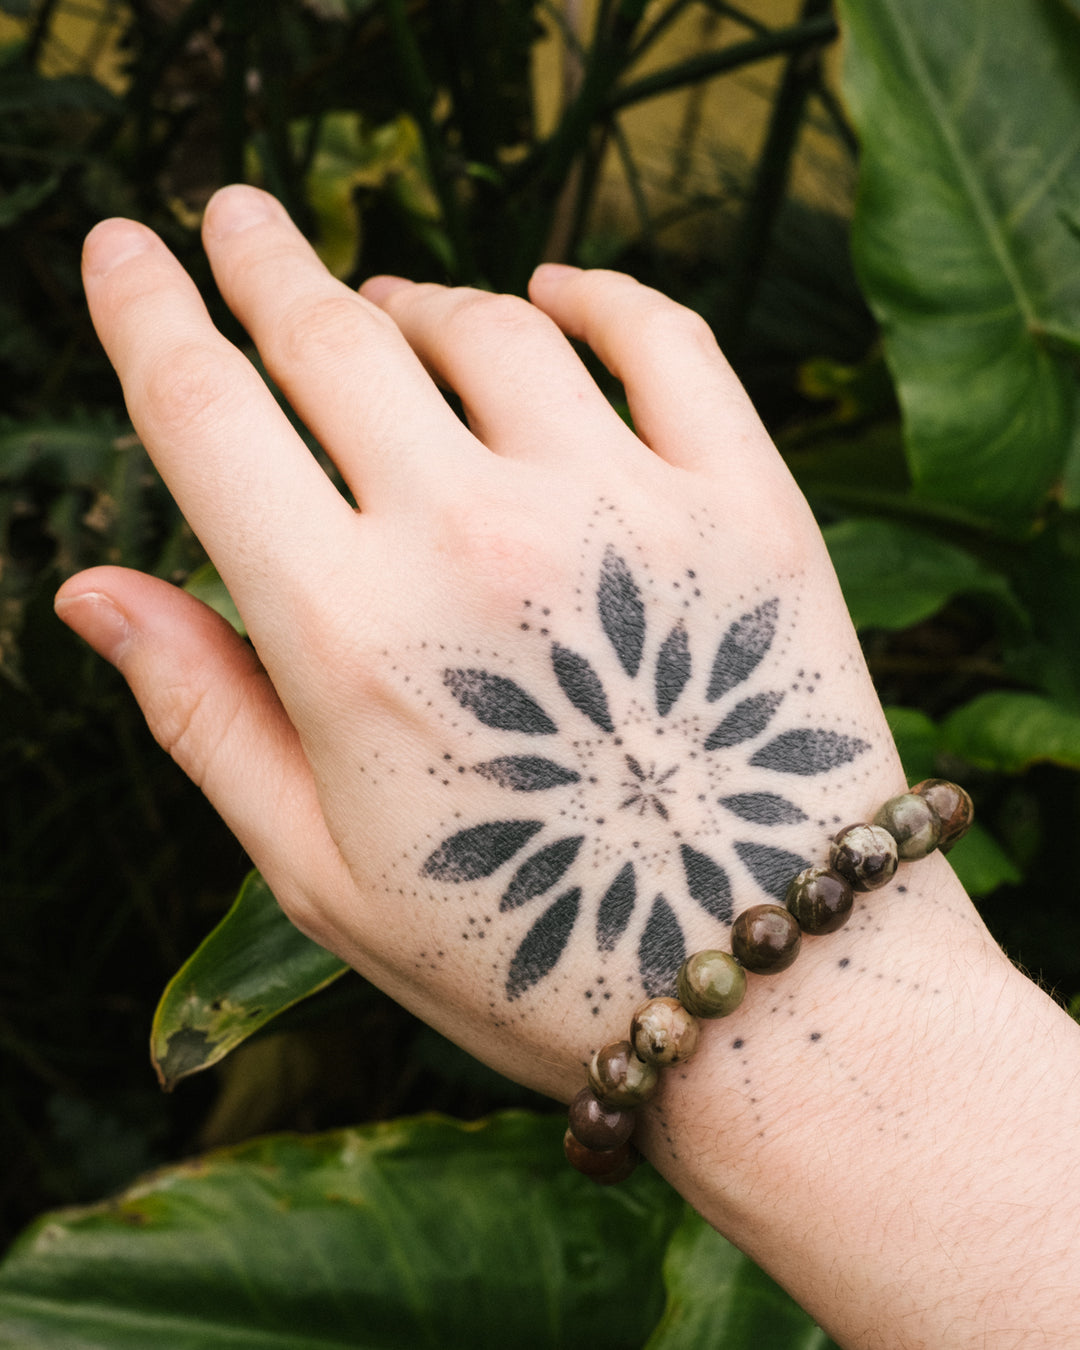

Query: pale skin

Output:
[57, 184, 1080, 1349]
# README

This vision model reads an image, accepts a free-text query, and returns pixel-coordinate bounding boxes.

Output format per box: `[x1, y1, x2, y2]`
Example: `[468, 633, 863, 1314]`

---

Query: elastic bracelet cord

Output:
[563, 778, 974, 1184]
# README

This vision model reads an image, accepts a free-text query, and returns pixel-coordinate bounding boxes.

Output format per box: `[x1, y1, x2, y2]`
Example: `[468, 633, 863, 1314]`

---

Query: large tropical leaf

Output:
[0, 1114, 682, 1350]
[823, 517, 1022, 631]
[942, 690, 1080, 771]
[151, 870, 348, 1089]
[839, 0, 1080, 525]
[644, 1206, 839, 1350]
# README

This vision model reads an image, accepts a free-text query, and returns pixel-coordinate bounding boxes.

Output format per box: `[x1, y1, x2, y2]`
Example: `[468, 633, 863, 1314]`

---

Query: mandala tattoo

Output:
[418, 543, 869, 1005]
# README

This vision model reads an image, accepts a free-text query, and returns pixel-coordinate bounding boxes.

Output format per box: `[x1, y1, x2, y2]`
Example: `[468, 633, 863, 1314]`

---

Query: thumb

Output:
[55, 566, 350, 941]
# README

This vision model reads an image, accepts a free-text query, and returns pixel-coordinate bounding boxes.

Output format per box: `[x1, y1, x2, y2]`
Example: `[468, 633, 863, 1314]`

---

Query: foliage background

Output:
[1, 0, 1079, 1343]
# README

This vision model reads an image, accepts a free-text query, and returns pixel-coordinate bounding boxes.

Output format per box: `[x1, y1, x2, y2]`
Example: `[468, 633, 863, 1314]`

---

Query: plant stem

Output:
[608, 13, 837, 113]
[380, 0, 475, 280]
[716, 0, 837, 355]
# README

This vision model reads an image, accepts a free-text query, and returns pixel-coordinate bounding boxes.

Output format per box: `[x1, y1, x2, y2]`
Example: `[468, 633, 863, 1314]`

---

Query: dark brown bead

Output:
[587, 1040, 659, 1108]
[563, 1129, 639, 1183]
[785, 866, 854, 934]
[874, 792, 941, 860]
[911, 779, 974, 852]
[630, 997, 700, 1066]
[567, 1087, 635, 1151]
[731, 904, 801, 974]
[829, 823, 898, 891]
[677, 950, 747, 1018]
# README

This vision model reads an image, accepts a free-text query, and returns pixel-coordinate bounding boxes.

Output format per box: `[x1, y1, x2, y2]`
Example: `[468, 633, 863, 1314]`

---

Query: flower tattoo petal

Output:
[707, 598, 778, 701]
[444, 669, 556, 734]
[501, 836, 585, 912]
[680, 843, 734, 923]
[655, 621, 691, 717]
[551, 643, 615, 733]
[734, 841, 811, 902]
[638, 895, 686, 998]
[507, 888, 581, 1000]
[421, 820, 544, 882]
[720, 791, 808, 826]
[749, 728, 869, 775]
[596, 862, 636, 951]
[474, 756, 581, 791]
[599, 545, 646, 677]
[703, 690, 785, 751]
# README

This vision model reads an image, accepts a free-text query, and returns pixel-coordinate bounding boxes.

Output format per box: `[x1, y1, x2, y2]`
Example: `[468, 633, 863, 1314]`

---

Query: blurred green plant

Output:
[2, 0, 1080, 1344]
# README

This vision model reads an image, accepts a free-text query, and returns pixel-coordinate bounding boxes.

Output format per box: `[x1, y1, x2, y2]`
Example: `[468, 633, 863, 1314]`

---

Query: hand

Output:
[56, 184, 899, 1100]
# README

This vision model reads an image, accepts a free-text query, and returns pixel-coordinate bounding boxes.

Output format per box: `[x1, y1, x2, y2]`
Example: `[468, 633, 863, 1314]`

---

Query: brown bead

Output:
[677, 950, 747, 1018]
[587, 1040, 659, 1109]
[563, 1129, 639, 1183]
[874, 792, 941, 860]
[567, 1087, 635, 1151]
[731, 904, 801, 974]
[785, 866, 854, 934]
[829, 823, 898, 891]
[911, 779, 973, 852]
[630, 997, 700, 1066]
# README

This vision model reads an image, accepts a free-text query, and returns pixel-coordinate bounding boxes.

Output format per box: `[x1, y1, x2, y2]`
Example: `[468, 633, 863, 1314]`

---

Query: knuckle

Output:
[440, 289, 544, 346]
[637, 299, 717, 355]
[139, 340, 241, 438]
[146, 659, 255, 789]
[278, 291, 372, 367]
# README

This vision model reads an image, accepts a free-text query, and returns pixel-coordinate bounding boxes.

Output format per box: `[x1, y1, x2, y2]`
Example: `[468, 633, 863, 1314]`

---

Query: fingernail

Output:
[82, 219, 153, 278]
[204, 184, 278, 239]
[55, 591, 132, 667]
[531, 262, 581, 285]
[359, 275, 413, 304]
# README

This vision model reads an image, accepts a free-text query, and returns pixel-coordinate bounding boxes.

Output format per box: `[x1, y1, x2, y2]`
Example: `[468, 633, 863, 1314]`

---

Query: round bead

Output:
[563, 1130, 639, 1183]
[677, 950, 747, 1018]
[829, 823, 898, 891]
[587, 1040, 659, 1109]
[785, 866, 854, 934]
[874, 792, 941, 860]
[731, 904, 801, 974]
[911, 778, 973, 852]
[630, 997, 700, 1066]
[567, 1087, 635, 1151]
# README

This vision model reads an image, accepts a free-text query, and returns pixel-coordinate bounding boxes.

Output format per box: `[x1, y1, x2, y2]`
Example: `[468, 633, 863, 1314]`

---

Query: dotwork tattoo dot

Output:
[415, 530, 871, 1005]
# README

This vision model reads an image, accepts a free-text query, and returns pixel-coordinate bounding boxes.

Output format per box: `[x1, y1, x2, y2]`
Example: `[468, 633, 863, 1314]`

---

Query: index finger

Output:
[82, 216, 359, 653]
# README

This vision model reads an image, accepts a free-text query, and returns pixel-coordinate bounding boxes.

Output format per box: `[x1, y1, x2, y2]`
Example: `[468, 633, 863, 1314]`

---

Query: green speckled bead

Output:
[785, 866, 854, 934]
[567, 1087, 635, 1151]
[874, 792, 941, 860]
[911, 778, 973, 852]
[630, 997, 700, 1066]
[563, 1129, 639, 1183]
[677, 950, 747, 1018]
[588, 1040, 659, 1109]
[731, 904, 801, 974]
[829, 823, 898, 891]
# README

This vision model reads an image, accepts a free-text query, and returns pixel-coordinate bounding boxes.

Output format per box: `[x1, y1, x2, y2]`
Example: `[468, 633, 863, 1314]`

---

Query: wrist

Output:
[638, 856, 1080, 1347]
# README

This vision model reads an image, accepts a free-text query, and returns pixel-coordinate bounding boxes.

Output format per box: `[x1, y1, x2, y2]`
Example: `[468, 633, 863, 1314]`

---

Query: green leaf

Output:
[884, 705, 939, 782]
[644, 1207, 839, 1350]
[823, 517, 1022, 630]
[839, 0, 1080, 525]
[183, 561, 245, 636]
[945, 822, 1021, 897]
[0, 1114, 683, 1350]
[941, 690, 1080, 772]
[150, 871, 348, 1090]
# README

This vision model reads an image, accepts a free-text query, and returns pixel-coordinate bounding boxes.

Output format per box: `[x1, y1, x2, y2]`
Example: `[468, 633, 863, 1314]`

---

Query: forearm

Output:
[639, 854, 1080, 1348]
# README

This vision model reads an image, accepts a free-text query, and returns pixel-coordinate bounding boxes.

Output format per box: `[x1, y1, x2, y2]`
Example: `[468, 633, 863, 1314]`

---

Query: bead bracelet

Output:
[563, 778, 974, 1184]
